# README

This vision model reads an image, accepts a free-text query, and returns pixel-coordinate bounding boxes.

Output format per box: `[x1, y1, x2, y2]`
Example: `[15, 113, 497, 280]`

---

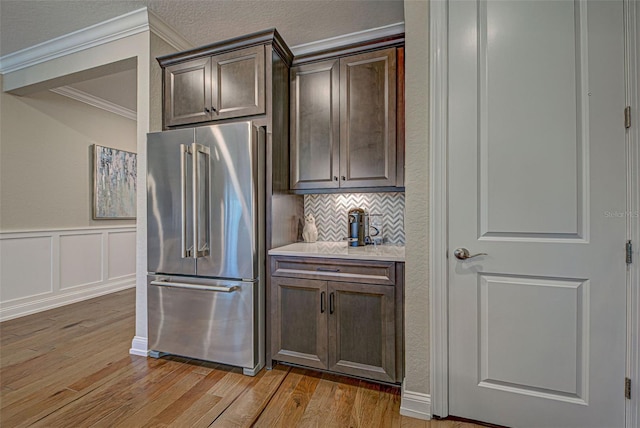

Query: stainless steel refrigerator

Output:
[146, 121, 265, 376]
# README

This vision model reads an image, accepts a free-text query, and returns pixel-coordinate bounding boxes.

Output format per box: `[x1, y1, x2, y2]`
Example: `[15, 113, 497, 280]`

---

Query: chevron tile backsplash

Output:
[304, 193, 405, 245]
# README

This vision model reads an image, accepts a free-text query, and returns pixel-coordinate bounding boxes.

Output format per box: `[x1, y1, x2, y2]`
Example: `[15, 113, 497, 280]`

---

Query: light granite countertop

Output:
[268, 241, 405, 262]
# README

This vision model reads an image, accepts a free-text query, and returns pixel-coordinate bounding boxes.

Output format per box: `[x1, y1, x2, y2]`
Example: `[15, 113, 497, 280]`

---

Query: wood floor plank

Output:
[1, 338, 129, 404]
[209, 364, 290, 427]
[0, 289, 486, 428]
[253, 366, 306, 427]
[270, 368, 323, 427]
[166, 365, 245, 428]
[1, 328, 133, 409]
[378, 384, 403, 427]
[1, 356, 148, 428]
[187, 367, 263, 428]
[139, 366, 229, 427]
[92, 363, 208, 428]
[324, 373, 360, 427]
[31, 358, 187, 427]
[0, 346, 40, 367]
[296, 372, 343, 427]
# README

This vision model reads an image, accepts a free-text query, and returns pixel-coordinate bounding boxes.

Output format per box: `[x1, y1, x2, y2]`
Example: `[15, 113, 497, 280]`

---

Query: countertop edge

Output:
[268, 243, 406, 263]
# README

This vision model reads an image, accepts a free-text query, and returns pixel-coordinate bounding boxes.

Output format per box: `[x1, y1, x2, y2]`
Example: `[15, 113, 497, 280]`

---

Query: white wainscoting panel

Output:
[108, 231, 136, 280]
[0, 236, 53, 301]
[0, 226, 135, 321]
[60, 233, 103, 289]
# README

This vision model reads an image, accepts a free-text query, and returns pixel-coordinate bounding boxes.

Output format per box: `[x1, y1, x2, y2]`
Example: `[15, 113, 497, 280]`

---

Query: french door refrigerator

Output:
[146, 121, 265, 376]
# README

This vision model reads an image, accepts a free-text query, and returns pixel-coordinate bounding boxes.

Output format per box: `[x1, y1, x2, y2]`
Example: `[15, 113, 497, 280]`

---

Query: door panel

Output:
[448, 1, 626, 427]
[147, 128, 196, 276]
[480, 0, 582, 237]
[328, 281, 395, 382]
[478, 275, 587, 401]
[195, 122, 258, 280]
[271, 277, 328, 370]
[290, 59, 340, 189]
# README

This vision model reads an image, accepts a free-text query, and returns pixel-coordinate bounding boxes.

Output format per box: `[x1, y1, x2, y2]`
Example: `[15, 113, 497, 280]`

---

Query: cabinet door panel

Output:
[328, 281, 396, 382]
[340, 48, 397, 187]
[165, 57, 212, 127]
[290, 60, 340, 189]
[271, 277, 328, 369]
[212, 45, 265, 120]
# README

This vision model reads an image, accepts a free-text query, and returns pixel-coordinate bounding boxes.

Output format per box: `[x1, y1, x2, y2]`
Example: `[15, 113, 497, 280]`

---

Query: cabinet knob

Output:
[204, 107, 210, 113]
[211, 106, 217, 113]
[341, 176, 346, 181]
[333, 176, 338, 181]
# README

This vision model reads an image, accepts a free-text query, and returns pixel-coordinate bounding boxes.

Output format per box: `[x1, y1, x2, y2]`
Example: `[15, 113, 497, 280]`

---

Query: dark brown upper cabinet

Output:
[163, 45, 266, 128]
[340, 48, 396, 188]
[290, 59, 340, 190]
[290, 46, 402, 191]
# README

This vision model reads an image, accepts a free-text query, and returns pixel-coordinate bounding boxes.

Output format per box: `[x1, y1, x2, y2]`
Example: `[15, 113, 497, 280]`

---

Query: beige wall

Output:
[0, 74, 137, 231]
[404, 0, 430, 395]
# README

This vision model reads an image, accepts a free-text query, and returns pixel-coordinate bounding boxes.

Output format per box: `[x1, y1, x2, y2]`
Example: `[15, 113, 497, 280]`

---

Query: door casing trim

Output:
[428, 0, 450, 419]
[428, 0, 639, 425]
[625, 0, 640, 426]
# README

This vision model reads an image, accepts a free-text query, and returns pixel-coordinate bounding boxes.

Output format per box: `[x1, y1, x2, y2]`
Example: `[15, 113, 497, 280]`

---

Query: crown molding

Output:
[0, 7, 192, 75]
[0, 8, 148, 74]
[148, 9, 194, 52]
[290, 22, 405, 57]
[50, 86, 137, 121]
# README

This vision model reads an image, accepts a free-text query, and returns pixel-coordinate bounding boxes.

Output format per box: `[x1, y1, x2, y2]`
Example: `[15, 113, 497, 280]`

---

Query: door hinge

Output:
[625, 377, 631, 399]
[627, 240, 633, 265]
[625, 106, 631, 129]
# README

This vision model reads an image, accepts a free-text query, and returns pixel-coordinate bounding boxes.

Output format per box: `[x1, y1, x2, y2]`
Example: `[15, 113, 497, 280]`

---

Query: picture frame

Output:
[93, 144, 137, 219]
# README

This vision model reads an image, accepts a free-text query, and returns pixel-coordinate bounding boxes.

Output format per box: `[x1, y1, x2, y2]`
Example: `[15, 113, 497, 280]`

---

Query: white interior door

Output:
[448, 1, 627, 427]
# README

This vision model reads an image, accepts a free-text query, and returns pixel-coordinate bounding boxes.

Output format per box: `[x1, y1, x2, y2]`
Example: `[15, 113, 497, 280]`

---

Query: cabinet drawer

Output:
[270, 256, 395, 286]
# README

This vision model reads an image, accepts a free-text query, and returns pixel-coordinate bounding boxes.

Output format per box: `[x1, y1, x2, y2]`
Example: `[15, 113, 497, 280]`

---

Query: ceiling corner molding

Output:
[148, 10, 194, 51]
[0, 8, 151, 75]
[51, 86, 137, 121]
[290, 22, 405, 56]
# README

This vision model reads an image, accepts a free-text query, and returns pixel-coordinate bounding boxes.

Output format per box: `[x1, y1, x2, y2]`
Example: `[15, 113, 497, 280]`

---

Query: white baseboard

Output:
[129, 335, 149, 357]
[400, 384, 432, 420]
[0, 278, 134, 321]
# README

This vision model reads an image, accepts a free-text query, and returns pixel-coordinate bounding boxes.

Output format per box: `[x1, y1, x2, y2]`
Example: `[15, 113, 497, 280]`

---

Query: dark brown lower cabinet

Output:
[269, 256, 403, 383]
[328, 281, 396, 382]
[271, 277, 328, 370]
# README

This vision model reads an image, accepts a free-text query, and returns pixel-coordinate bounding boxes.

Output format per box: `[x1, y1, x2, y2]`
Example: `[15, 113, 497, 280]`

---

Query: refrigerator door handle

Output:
[192, 143, 211, 258]
[150, 279, 239, 293]
[180, 144, 193, 258]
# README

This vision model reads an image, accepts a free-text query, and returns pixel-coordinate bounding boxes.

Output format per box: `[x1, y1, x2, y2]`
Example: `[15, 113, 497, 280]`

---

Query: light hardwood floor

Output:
[0, 289, 483, 428]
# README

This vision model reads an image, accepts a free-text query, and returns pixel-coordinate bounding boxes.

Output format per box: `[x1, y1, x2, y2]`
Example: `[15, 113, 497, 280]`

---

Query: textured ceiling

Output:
[0, 0, 405, 57]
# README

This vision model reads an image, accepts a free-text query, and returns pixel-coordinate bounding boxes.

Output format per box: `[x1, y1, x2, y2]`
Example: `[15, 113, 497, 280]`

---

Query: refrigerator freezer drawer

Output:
[147, 276, 257, 370]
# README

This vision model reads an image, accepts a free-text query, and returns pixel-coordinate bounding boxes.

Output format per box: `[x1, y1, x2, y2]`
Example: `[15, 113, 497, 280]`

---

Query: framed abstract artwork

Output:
[93, 144, 137, 219]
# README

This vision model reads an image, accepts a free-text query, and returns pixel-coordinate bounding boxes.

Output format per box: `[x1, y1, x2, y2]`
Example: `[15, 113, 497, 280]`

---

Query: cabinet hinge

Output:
[627, 240, 633, 265]
[625, 106, 631, 129]
[625, 377, 631, 400]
